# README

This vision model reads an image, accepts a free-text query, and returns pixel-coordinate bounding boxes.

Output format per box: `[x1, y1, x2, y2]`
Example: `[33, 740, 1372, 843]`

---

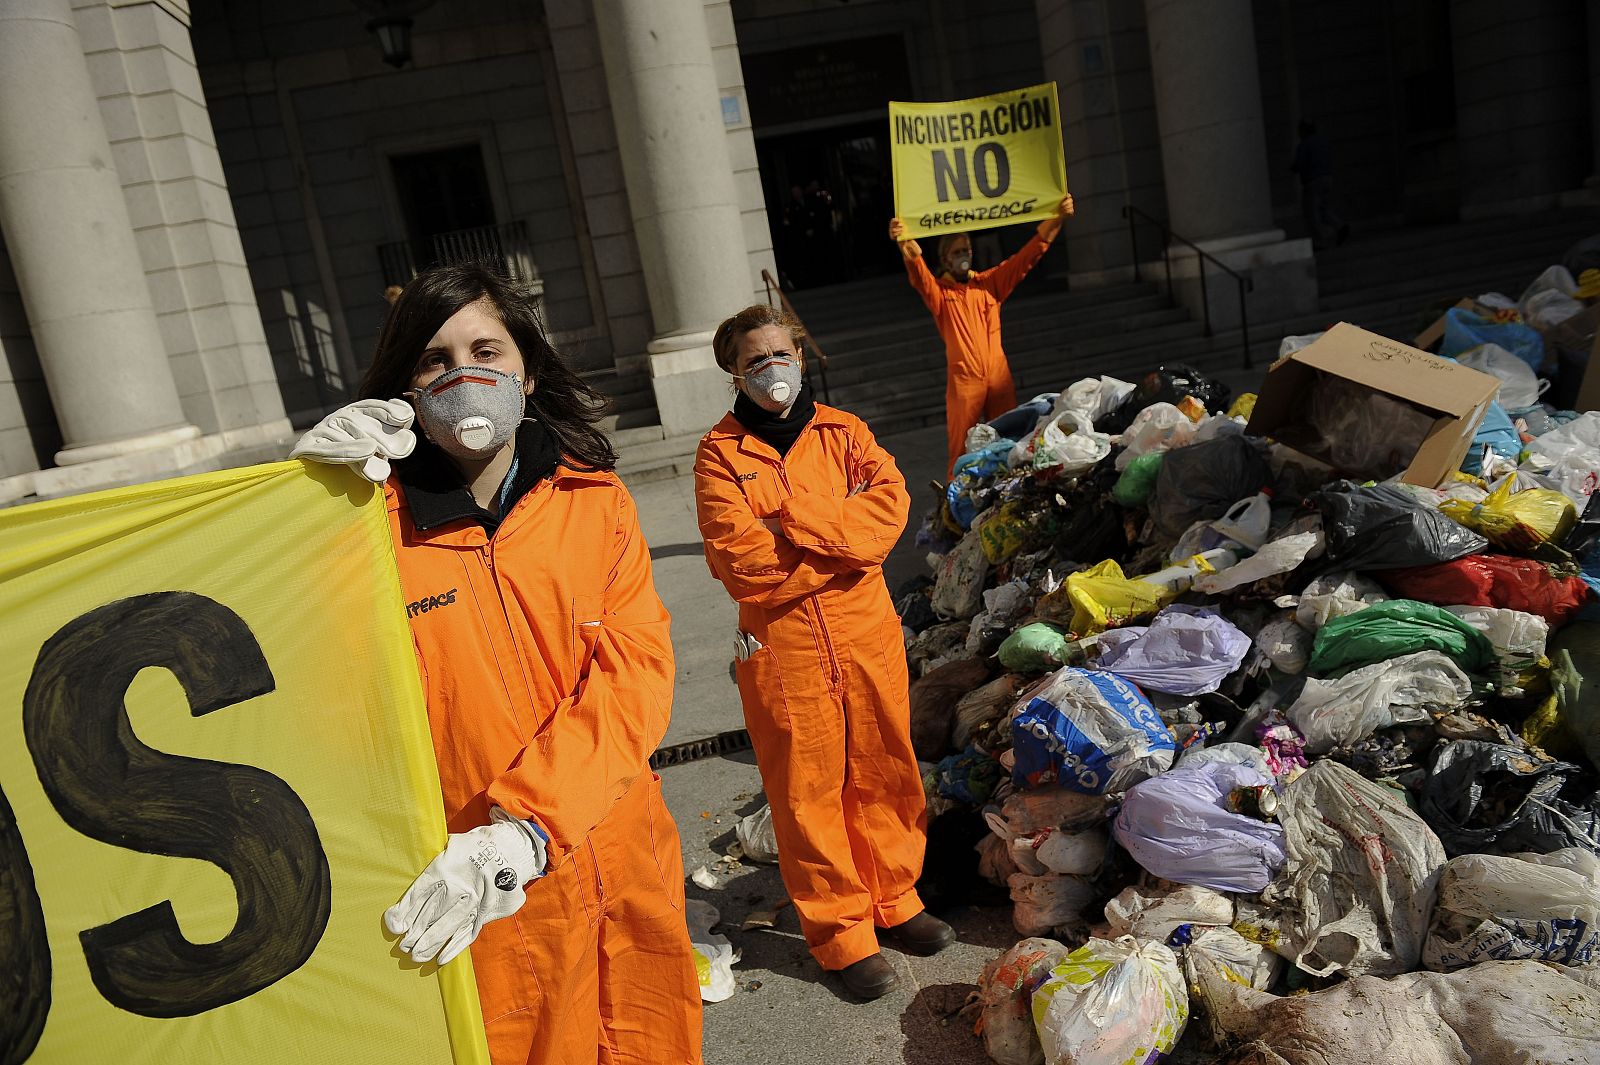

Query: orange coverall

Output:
[904, 231, 1055, 474]
[694, 404, 927, 971]
[387, 467, 702, 1065]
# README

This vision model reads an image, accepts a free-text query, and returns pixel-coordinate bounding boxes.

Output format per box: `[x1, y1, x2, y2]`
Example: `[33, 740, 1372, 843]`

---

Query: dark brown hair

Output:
[937, 233, 971, 260]
[360, 265, 616, 470]
[711, 304, 807, 374]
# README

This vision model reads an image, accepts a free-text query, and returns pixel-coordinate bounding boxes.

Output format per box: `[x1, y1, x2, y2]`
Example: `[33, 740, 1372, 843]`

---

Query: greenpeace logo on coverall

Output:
[406, 588, 457, 617]
[1011, 670, 1172, 793]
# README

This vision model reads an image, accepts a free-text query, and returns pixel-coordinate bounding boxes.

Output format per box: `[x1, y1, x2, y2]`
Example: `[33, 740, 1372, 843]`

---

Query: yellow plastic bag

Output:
[1440, 479, 1576, 553]
[1062, 560, 1172, 637]
[1226, 393, 1257, 421]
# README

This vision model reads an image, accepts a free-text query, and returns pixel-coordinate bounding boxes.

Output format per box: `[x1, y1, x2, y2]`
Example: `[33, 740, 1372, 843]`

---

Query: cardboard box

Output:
[1246, 321, 1501, 487]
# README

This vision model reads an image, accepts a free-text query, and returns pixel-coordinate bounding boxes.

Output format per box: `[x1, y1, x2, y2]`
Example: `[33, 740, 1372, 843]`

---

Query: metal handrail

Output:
[760, 268, 832, 404]
[1122, 204, 1253, 369]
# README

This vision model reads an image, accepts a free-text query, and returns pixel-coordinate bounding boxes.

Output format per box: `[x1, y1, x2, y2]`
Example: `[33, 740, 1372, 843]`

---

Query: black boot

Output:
[838, 953, 898, 1001]
[883, 911, 956, 956]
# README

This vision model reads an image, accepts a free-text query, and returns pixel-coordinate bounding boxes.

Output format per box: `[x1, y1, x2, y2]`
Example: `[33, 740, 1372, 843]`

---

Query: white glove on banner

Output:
[384, 809, 548, 965]
[290, 398, 417, 482]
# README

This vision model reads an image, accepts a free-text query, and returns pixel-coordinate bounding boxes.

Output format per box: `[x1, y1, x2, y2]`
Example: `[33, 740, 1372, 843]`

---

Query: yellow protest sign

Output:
[0, 462, 488, 1065]
[890, 82, 1068, 239]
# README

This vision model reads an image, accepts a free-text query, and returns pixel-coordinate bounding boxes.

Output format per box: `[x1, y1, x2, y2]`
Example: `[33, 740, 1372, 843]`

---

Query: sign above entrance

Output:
[889, 82, 1068, 239]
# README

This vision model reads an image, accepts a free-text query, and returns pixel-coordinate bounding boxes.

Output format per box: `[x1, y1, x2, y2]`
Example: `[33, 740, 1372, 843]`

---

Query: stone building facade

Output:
[0, 0, 1595, 500]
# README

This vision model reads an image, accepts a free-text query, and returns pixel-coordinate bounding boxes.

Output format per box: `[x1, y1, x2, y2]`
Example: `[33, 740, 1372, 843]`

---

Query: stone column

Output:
[593, 0, 752, 437]
[1143, 0, 1316, 330]
[0, 0, 198, 465]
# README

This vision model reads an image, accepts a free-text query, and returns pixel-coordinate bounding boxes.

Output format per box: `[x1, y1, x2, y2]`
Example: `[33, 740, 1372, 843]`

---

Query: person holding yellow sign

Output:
[292, 266, 702, 1065]
[889, 193, 1074, 476]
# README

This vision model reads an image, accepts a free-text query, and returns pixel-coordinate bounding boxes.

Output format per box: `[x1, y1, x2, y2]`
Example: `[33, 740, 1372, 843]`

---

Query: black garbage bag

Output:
[1150, 434, 1271, 539]
[1098, 363, 1232, 434]
[1312, 480, 1488, 571]
[1418, 739, 1600, 857]
[894, 574, 939, 634]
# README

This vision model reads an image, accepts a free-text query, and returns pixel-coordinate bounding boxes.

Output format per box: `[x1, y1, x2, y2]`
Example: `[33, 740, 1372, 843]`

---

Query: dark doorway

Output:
[389, 144, 496, 263]
[758, 121, 903, 289]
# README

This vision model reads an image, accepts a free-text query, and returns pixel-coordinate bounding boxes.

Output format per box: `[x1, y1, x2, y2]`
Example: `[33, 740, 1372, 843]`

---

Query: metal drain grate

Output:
[649, 728, 753, 769]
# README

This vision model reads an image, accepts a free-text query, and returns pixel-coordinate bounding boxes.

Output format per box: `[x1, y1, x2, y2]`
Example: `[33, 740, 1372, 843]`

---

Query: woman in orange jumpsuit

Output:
[693, 304, 954, 1002]
[292, 265, 702, 1065]
[889, 194, 1076, 475]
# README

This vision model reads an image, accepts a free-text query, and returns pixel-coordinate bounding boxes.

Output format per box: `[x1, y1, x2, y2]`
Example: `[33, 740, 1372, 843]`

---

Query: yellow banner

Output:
[890, 82, 1068, 239]
[0, 462, 488, 1065]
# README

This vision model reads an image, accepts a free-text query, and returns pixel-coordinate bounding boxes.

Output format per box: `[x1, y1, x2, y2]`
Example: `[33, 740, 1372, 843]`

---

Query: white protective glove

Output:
[384, 809, 548, 965]
[290, 398, 417, 482]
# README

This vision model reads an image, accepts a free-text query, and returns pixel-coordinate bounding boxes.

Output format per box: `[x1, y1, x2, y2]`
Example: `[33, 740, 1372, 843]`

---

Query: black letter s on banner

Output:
[0, 783, 50, 1064]
[22, 592, 332, 1018]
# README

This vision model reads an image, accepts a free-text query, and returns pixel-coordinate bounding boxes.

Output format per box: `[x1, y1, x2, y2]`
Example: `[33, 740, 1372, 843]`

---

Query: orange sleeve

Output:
[904, 252, 942, 315]
[777, 420, 909, 570]
[975, 231, 1053, 303]
[695, 443, 852, 607]
[485, 487, 672, 869]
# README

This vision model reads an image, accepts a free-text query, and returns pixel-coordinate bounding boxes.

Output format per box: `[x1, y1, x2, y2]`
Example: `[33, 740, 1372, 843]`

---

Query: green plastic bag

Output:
[1111, 451, 1163, 509]
[1309, 599, 1496, 676]
[998, 622, 1072, 673]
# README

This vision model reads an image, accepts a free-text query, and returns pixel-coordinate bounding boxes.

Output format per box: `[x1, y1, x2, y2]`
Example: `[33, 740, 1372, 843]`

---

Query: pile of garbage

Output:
[905, 257, 1600, 1063]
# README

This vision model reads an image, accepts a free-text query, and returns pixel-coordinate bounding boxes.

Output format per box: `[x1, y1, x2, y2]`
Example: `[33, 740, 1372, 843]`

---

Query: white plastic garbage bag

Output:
[1102, 883, 1234, 942]
[1034, 826, 1109, 876]
[1286, 649, 1472, 754]
[1199, 960, 1600, 1065]
[1055, 375, 1136, 425]
[1441, 605, 1547, 674]
[1009, 873, 1097, 937]
[736, 804, 779, 864]
[687, 899, 739, 1002]
[1015, 409, 1113, 475]
[1254, 616, 1311, 674]
[978, 938, 1075, 1065]
[1527, 410, 1600, 466]
[1261, 760, 1446, 977]
[1176, 741, 1273, 779]
[1114, 402, 1194, 470]
[1192, 529, 1322, 595]
[1030, 937, 1188, 1065]
[1457, 342, 1547, 409]
[932, 524, 990, 619]
[1277, 332, 1324, 357]
[1183, 926, 1283, 1043]
[1110, 761, 1287, 893]
[1292, 570, 1388, 631]
[1423, 848, 1600, 971]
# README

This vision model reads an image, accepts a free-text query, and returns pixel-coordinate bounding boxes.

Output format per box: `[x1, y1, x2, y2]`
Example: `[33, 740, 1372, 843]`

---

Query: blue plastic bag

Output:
[1011, 668, 1175, 793]
[1440, 308, 1544, 371]
[1461, 400, 1521, 474]
[1111, 760, 1287, 893]
[945, 439, 1015, 529]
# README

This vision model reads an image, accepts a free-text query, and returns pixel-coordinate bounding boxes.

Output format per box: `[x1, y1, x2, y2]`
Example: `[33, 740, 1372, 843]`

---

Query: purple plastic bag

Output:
[1092, 605, 1252, 696]
[1111, 761, 1287, 893]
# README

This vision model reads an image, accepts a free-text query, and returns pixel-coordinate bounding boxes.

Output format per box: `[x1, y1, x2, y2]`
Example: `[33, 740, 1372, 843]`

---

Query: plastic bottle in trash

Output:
[1137, 548, 1240, 595]
[1211, 490, 1272, 551]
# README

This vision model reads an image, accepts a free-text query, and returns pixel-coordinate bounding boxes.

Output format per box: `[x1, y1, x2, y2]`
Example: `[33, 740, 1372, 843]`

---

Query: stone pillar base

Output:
[55, 424, 202, 466]
[3, 418, 295, 506]
[1151, 230, 1318, 334]
[647, 330, 733, 438]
